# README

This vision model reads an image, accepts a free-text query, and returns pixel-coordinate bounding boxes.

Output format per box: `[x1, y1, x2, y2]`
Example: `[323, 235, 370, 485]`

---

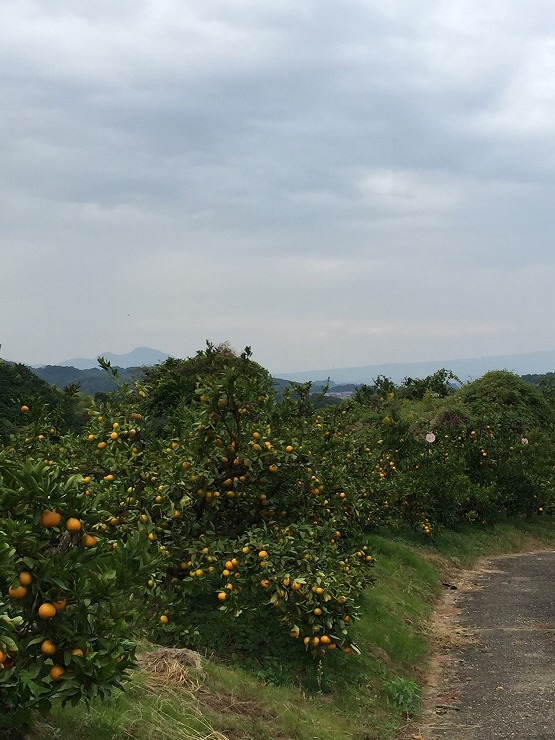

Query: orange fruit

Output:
[52, 599, 67, 611]
[41, 640, 57, 656]
[40, 510, 61, 528]
[0, 650, 6, 663]
[66, 518, 82, 532]
[71, 648, 84, 657]
[82, 534, 98, 548]
[159, 615, 169, 624]
[20, 405, 29, 413]
[97, 441, 107, 450]
[8, 585, 27, 599]
[38, 603, 57, 619]
[258, 550, 268, 559]
[49, 665, 65, 681]
[217, 592, 227, 601]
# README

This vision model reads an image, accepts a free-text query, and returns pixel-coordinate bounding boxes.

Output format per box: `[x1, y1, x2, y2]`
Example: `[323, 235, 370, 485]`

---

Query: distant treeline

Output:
[30, 364, 357, 401]
[521, 372, 555, 386]
[32, 365, 143, 395]
[26, 364, 555, 399]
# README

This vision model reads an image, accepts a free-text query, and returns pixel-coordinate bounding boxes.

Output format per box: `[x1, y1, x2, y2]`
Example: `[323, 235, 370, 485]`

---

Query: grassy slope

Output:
[29, 518, 555, 740]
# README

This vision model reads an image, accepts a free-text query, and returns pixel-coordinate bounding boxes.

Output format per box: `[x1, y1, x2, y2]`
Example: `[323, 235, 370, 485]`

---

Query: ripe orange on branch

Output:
[40, 640, 57, 656]
[49, 665, 65, 681]
[8, 585, 27, 599]
[38, 603, 57, 619]
[40, 510, 61, 528]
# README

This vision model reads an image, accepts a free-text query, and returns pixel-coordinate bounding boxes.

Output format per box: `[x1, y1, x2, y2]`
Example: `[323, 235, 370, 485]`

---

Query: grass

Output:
[28, 517, 555, 740]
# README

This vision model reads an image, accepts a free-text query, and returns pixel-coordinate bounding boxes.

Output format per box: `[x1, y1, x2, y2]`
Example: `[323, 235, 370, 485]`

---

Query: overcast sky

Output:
[2, 1, 555, 373]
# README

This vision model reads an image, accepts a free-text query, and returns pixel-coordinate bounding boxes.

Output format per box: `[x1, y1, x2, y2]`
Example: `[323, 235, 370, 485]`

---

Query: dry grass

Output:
[137, 647, 205, 689]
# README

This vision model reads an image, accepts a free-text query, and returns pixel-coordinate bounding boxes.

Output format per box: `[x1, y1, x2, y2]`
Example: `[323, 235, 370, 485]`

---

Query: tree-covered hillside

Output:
[32, 365, 143, 395]
[0, 361, 61, 441]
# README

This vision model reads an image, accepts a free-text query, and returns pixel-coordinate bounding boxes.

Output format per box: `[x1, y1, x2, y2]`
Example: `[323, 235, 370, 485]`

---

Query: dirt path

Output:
[407, 550, 555, 740]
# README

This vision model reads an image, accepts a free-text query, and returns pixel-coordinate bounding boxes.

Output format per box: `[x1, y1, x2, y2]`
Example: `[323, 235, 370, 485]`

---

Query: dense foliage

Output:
[0, 362, 61, 442]
[2, 348, 555, 734]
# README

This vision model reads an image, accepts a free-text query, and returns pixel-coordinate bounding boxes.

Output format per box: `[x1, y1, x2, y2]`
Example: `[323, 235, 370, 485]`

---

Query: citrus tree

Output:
[1, 347, 379, 708]
[0, 447, 153, 733]
[128, 349, 377, 658]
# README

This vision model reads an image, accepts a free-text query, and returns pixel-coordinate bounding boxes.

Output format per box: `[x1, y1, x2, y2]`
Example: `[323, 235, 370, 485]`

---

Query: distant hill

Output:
[56, 347, 170, 370]
[32, 365, 144, 395]
[278, 349, 555, 385]
[25, 348, 555, 397]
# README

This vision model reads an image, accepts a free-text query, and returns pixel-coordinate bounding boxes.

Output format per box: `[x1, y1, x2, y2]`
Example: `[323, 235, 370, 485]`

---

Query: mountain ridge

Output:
[21, 347, 555, 384]
[278, 349, 555, 385]
[54, 346, 170, 370]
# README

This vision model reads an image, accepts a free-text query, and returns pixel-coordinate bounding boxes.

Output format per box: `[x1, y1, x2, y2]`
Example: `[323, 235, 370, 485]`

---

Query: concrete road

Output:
[417, 551, 555, 740]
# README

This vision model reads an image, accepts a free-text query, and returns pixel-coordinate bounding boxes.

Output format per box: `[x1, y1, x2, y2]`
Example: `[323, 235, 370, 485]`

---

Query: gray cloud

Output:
[2, 1, 555, 371]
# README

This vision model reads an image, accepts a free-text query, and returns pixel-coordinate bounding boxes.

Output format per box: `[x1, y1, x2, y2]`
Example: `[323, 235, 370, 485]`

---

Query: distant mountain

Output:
[56, 347, 170, 370]
[278, 349, 555, 385]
